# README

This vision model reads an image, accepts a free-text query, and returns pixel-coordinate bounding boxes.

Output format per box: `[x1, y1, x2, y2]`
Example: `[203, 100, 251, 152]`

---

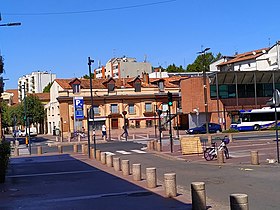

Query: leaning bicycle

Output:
[204, 136, 230, 161]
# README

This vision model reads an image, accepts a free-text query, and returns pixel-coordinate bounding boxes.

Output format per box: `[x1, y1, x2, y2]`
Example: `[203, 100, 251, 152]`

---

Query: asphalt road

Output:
[1, 154, 190, 210]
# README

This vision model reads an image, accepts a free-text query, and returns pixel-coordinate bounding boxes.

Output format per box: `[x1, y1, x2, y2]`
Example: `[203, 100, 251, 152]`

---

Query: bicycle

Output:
[203, 136, 230, 161]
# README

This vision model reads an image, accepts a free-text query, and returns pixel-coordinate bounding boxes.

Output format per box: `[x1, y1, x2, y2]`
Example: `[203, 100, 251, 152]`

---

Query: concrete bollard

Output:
[106, 154, 113, 167]
[58, 145, 63, 153]
[37, 146, 42, 155]
[230, 193, 249, 210]
[15, 140, 19, 147]
[207, 135, 212, 144]
[229, 133, 233, 142]
[84, 145, 88, 155]
[60, 136, 63, 142]
[146, 167, 157, 188]
[81, 144, 85, 154]
[101, 152, 107, 165]
[191, 182, 206, 210]
[217, 150, 224, 164]
[132, 163, 141, 181]
[147, 141, 151, 150]
[56, 136, 59, 142]
[121, 160, 130, 176]
[113, 157, 121, 171]
[96, 150, 101, 161]
[132, 134, 136, 140]
[68, 135, 71, 142]
[73, 144, 78, 153]
[164, 173, 177, 197]
[251, 151, 259, 165]
[14, 147, 19, 156]
[156, 142, 161, 152]
[90, 148, 95, 159]
[146, 134, 149, 138]
[78, 134, 81, 142]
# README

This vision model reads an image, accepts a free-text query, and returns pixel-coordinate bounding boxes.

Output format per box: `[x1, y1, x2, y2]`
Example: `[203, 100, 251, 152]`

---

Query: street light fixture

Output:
[197, 47, 210, 134]
[0, 22, 21, 27]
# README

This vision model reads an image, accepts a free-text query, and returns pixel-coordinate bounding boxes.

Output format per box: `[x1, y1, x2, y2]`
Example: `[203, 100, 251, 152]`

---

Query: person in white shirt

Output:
[102, 124, 107, 140]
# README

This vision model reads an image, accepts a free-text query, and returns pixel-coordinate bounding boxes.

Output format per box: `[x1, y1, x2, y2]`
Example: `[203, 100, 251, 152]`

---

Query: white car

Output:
[18, 129, 37, 137]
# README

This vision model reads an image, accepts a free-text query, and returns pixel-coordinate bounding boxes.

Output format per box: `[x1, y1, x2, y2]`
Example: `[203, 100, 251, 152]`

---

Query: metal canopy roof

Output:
[210, 71, 280, 85]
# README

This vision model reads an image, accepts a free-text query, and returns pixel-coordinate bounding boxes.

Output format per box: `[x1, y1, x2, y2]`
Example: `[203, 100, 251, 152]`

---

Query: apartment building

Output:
[181, 41, 280, 130]
[18, 71, 56, 101]
[95, 57, 152, 79]
[45, 74, 186, 136]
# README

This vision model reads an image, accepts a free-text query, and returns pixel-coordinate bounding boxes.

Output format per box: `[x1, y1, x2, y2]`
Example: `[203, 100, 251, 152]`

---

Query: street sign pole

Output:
[273, 89, 280, 163]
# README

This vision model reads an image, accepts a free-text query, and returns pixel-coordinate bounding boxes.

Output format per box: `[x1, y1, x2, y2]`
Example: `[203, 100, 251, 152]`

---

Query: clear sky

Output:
[1, 0, 279, 89]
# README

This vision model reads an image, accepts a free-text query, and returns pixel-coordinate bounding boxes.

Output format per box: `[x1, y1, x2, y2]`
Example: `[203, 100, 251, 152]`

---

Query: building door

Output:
[111, 119, 118, 129]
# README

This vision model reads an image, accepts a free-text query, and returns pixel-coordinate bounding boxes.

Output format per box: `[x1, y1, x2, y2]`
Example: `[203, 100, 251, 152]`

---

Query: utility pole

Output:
[88, 57, 95, 158]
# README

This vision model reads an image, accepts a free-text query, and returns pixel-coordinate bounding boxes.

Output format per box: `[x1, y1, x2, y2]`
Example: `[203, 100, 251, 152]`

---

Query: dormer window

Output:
[72, 84, 80, 94]
[158, 81, 164, 92]
[108, 83, 115, 92]
[135, 81, 141, 92]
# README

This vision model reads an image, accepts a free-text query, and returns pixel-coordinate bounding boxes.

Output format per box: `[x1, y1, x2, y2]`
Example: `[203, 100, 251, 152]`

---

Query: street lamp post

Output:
[198, 47, 210, 134]
[88, 57, 95, 158]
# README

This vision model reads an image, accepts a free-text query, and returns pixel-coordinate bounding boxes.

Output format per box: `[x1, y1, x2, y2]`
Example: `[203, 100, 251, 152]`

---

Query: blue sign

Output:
[74, 97, 84, 119]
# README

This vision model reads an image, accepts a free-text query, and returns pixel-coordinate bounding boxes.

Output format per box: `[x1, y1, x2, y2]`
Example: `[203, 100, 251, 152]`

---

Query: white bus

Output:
[230, 107, 280, 131]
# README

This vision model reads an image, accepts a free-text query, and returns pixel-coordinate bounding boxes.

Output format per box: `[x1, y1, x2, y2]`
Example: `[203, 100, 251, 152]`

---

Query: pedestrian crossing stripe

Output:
[116, 150, 132, 155]
[131, 149, 146, 154]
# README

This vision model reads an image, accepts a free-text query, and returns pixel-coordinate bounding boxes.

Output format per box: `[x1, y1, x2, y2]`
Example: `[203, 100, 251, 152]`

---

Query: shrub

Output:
[0, 140, 11, 183]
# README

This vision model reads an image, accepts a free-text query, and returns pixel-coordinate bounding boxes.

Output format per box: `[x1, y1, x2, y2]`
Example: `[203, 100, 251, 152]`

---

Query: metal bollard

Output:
[73, 144, 78, 153]
[164, 173, 177, 197]
[132, 163, 141, 181]
[37, 146, 42, 155]
[218, 150, 224, 164]
[251, 151, 259, 165]
[121, 160, 130, 176]
[106, 154, 113, 167]
[96, 150, 101, 161]
[113, 157, 121, 171]
[101, 152, 107, 165]
[146, 167, 157, 188]
[14, 147, 19, 156]
[230, 193, 249, 210]
[58, 145, 63, 153]
[191, 182, 206, 210]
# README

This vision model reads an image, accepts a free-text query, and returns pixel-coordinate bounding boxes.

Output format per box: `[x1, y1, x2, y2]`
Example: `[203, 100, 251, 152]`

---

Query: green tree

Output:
[43, 82, 52, 93]
[187, 52, 222, 72]
[165, 64, 186, 73]
[1, 101, 12, 129]
[18, 95, 45, 127]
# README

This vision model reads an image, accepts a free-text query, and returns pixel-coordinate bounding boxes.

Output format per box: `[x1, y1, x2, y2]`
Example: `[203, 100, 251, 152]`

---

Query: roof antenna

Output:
[0, 13, 2, 21]
[268, 37, 271, 48]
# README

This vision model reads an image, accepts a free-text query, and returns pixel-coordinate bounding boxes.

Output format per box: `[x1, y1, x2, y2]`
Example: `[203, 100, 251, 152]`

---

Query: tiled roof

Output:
[217, 48, 269, 66]
[55, 76, 182, 90]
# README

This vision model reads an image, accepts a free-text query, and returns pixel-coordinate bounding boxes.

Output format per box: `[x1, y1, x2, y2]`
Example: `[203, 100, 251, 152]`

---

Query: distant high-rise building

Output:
[95, 56, 152, 79]
[18, 71, 56, 101]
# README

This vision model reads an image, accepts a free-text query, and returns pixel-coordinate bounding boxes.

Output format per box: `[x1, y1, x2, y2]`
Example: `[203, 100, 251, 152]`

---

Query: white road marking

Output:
[116, 150, 132, 155]
[131, 149, 146, 154]
[44, 190, 149, 203]
[7, 170, 100, 178]
[105, 152, 115, 156]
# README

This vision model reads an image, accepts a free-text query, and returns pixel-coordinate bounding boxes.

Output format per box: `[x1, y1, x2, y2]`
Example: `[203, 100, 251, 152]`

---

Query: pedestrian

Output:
[121, 125, 128, 139]
[102, 124, 107, 140]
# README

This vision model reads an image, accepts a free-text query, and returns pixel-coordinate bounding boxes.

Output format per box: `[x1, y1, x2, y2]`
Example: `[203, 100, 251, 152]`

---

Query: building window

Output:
[145, 103, 152, 112]
[93, 105, 99, 115]
[128, 104, 135, 114]
[72, 84, 80, 94]
[111, 104, 118, 113]
[135, 82, 141, 92]
[108, 83, 115, 92]
[158, 81, 164, 92]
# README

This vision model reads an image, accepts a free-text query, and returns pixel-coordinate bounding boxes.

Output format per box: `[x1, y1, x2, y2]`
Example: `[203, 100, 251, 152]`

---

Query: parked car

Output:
[186, 123, 222, 134]
[18, 129, 37, 137]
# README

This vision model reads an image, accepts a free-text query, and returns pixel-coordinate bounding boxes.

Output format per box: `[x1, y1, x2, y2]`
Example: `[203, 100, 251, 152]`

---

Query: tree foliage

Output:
[187, 52, 222, 72]
[1, 95, 45, 129]
[43, 82, 52, 93]
[165, 64, 186, 73]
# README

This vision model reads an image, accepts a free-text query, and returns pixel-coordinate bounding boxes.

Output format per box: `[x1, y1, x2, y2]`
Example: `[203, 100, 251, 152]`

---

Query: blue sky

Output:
[1, 0, 279, 89]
